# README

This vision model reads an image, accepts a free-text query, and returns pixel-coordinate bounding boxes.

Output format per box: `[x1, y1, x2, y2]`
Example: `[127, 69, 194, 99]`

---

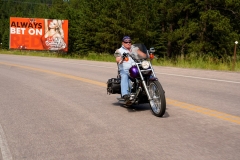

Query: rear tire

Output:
[148, 81, 166, 117]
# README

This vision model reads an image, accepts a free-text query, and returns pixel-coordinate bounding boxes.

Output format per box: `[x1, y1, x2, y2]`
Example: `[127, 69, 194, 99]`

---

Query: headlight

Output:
[141, 60, 150, 69]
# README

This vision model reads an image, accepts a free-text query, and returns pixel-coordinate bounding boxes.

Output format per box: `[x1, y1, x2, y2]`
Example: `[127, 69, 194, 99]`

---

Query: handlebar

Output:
[118, 49, 159, 64]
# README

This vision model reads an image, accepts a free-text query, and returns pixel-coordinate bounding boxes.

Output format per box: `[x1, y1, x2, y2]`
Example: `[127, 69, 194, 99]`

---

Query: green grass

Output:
[1, 49, 239, 71]
[152, 54, 240, 71]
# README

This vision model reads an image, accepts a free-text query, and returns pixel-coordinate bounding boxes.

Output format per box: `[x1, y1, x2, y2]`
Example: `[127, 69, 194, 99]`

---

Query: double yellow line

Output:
[1, 61, 240, 125]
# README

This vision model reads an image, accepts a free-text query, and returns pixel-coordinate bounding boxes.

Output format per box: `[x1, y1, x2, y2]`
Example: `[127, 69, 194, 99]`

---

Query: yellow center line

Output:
[166, 99, 240, 124]
[1, 61, 240, 125]
[0, 62, 106, 87]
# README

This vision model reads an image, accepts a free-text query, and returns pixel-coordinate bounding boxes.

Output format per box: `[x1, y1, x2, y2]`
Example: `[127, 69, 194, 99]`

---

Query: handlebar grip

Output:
[118, 53, 128, 64]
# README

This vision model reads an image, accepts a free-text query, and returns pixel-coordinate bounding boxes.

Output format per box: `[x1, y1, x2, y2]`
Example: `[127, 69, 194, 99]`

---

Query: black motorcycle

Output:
[107, 44, 166, 117]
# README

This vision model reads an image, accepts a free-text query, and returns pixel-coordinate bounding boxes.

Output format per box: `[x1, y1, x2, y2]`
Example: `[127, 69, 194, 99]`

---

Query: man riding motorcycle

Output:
[114, 36, 147, 103]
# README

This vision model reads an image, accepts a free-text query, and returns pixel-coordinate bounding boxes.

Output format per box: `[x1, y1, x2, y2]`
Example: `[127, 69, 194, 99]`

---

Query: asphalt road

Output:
[0, 54, 240, 160]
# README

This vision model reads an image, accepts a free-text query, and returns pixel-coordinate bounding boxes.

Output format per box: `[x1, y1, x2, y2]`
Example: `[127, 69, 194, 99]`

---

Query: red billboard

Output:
[9, 17, 68, 52]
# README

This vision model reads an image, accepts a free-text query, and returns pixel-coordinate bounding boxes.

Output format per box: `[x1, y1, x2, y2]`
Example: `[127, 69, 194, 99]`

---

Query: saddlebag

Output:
[107, 78, 121, 94]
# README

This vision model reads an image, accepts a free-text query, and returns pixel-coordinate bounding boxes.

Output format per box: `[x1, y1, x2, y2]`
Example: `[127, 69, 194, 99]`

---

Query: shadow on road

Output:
[112, 102, 169, 118]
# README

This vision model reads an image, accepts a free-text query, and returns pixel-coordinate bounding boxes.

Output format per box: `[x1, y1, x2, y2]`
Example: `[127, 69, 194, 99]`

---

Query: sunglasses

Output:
[123, 41, 131, 44]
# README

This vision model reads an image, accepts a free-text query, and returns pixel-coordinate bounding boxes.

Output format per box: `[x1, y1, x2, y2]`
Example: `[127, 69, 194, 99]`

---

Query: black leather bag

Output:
[107, 78, 121, 94]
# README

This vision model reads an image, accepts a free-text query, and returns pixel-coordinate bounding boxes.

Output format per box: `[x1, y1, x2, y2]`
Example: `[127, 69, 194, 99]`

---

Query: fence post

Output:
[232, 41, 238, 71]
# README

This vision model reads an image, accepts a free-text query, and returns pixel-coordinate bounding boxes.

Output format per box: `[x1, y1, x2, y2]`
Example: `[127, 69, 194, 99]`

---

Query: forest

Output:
[0, 0, 240, 61]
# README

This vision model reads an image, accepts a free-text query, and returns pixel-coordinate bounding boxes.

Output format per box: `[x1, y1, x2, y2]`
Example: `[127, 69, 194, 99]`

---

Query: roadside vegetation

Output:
[1, 50, 239, 71]
[0, 0, 239, 71]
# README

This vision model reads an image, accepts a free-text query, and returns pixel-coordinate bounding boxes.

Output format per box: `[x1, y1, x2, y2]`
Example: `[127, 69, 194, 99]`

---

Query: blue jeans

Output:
[120, 69, 131, 97]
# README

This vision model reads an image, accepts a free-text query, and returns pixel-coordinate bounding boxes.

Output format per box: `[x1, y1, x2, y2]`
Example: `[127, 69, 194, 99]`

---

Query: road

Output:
[0, 54, 240, 160]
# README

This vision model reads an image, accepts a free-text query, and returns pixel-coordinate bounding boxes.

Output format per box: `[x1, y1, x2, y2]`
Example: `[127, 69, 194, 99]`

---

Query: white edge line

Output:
[60, 62, 240, 84]
[0, 124, 13, 160]
[1, 57, 239, 84]
[156, 72, 240, 84]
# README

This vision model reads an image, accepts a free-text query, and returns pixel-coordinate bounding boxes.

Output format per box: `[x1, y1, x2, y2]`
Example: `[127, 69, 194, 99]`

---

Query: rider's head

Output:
[122, 36, 132, 50]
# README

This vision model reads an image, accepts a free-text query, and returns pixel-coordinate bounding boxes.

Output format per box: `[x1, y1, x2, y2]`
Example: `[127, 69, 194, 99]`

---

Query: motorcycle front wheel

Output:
[148, 81, 166, 117]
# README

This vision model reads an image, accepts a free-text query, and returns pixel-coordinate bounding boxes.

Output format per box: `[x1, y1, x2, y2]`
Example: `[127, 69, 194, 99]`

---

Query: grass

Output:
[0, 49, 239, 72]
[153, 54, 240, 71]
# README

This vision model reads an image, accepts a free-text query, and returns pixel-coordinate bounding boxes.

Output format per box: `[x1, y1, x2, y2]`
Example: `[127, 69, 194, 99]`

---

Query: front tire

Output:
[148, 81, 166, 117]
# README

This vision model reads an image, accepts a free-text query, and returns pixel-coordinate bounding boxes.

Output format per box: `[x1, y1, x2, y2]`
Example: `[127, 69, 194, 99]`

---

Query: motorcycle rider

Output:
[115, 36, 147, 102]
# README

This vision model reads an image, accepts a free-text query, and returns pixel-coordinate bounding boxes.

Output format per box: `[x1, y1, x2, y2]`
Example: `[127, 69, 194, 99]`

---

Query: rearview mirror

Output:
[149, 47, 155, 53]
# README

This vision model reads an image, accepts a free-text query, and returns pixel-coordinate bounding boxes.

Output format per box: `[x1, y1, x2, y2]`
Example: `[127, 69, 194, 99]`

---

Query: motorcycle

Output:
[107, 44, 166, 117]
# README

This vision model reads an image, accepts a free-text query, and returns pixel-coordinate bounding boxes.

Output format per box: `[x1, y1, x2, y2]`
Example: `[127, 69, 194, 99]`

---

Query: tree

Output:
[0, 0, 239, 60]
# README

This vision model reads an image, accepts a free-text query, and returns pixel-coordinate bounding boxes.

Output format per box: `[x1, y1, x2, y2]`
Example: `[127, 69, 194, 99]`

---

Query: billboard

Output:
[9, 17, 68, 52]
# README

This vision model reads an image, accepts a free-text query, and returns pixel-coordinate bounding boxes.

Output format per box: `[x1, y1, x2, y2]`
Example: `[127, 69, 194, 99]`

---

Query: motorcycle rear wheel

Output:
[148, 81, 166, 117]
